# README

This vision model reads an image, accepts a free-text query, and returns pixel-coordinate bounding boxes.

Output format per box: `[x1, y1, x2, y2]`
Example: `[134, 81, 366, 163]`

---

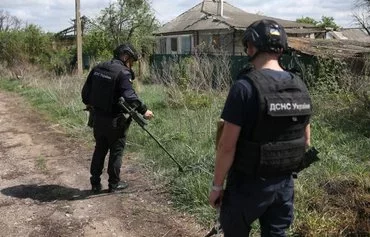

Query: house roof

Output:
[328, 28, 370, 42]
[288, 37, 370, 58]
[155, 0, 315, 35]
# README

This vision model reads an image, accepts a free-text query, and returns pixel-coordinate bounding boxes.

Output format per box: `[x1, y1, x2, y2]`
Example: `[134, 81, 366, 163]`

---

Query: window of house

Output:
[171, 37, 178, 52]
[181, 35, 191, 54]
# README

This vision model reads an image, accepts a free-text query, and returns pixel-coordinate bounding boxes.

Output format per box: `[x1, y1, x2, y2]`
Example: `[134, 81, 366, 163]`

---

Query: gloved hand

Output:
[144, 110, 154, 120]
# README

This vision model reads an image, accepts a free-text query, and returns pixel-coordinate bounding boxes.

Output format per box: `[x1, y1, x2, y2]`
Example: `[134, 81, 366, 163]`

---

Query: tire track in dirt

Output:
[0, 91, 204, 237]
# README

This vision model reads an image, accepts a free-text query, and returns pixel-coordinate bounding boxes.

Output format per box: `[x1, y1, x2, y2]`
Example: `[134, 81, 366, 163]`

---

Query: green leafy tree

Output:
[0, 11, 73, 74]
[296, 17, 318, 25]
[296, 16, 340, 30]
[317, 16, 340, 30]
[83, 29, 111, 61]
[86, 0, 159, 58]
[0, 22, 52, 66]
[353, 0, 370, 35]
[0, 11, 23, 64]
[23, 24, 51, 63]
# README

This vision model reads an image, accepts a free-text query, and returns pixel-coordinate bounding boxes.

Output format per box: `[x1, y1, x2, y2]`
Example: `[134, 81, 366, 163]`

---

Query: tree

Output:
[296, 16, 340, 30]
[90, 0, 159, 55]
[23, 24, 51, 63]
[0, 10, 22, 32]
[296, 17, 318, 26]
[353, 0, 370, 35]
[317, 16, 340, 30]
[83, 29, 112, 60]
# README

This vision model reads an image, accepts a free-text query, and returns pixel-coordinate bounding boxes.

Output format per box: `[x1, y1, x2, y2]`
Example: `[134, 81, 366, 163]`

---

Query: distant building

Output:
[54, 16, 91, 47]
[154, 0, 324, 55]
[326, 28, 370, 43]
[288, 28, 370, 59]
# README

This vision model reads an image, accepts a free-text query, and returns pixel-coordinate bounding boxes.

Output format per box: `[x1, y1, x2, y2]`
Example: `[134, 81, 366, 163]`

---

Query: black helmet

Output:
[243, 19, 288, 53]
[113, 43, 139, 61]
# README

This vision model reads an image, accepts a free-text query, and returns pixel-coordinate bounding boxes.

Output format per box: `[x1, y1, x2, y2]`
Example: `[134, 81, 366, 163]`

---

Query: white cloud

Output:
[0, 0, 49, 8]
[0, 0, 356, 32]
[11, 9, 36, 21]
[228, 0, 354, 27]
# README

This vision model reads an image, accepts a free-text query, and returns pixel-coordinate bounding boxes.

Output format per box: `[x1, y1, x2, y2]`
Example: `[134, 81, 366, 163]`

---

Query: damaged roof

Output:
[328, 28, 370, 43]
[155, 0, 319, 35]
[288, 37, 370, 58]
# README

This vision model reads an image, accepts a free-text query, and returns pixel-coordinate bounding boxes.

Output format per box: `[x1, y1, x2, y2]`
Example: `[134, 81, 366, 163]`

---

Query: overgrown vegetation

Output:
[0, 1, 158, 76]
[82, 0, 158, 62]
[0, 22, 72, 75]
[1, 51, 368, 236]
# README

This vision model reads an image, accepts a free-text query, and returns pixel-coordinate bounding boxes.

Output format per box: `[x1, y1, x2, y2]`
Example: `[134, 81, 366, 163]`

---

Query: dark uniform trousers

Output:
[220, 171, 294, 237]
[90, 114, 127, 186]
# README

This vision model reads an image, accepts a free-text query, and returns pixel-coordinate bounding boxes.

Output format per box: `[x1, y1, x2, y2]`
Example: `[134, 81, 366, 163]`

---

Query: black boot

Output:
[108, 181, 128, 193]
[91, 183, 102, 194]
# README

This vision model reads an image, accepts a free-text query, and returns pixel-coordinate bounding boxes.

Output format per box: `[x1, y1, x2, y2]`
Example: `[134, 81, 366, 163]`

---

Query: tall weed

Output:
[151, 53, 231, 110]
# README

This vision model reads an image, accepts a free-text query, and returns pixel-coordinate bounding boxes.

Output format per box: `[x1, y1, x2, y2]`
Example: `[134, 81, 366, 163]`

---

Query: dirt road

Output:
[0, 91, 205, 237]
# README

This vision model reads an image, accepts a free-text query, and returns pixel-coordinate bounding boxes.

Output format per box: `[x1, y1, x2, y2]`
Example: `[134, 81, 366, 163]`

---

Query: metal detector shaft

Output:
[117, 97, 184, 172]
[141, 126, 184, 172]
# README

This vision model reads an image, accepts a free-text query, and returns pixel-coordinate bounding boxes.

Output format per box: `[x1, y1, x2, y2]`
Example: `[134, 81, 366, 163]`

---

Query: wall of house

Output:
[155, 30, 247, 56]
[197, 30, 233, 53]
[156, 30, 333, 56]
[156, 34, 194, 55]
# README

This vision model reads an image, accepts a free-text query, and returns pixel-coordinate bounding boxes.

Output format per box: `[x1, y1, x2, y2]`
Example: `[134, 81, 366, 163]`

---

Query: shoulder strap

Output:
[243, 70, 268, 139]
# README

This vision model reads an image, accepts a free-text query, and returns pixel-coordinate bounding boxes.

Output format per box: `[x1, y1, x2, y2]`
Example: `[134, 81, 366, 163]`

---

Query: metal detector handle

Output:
[117, 97, 148, 127]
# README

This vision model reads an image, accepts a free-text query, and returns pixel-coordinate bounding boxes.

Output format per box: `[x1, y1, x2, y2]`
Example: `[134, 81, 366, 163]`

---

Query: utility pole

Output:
[75, 0, 83, 76]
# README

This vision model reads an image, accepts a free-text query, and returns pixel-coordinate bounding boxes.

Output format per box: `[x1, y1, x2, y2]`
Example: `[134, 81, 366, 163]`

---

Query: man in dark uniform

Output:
[209, 20, 312, 236]
[82, 43, 154, 193]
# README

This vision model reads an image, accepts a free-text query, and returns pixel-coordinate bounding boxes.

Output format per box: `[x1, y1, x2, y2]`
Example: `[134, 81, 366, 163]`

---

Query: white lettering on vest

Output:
[94, 71, 112, 80]
[292, 103, 311, 111]
[270, 103, 292, 112]
[270, 103, 310, 112]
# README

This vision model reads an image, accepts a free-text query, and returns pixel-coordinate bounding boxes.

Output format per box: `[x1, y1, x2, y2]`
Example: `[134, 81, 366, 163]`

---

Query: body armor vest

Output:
[90, 61, 130, 115]
[234, 70, 312, 177]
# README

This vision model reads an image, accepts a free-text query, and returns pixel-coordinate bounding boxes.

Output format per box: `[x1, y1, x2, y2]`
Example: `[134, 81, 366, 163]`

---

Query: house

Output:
[54, 16, 93, 70]
[54, 16, 90, 43]
[326, 28, 370, 43]
[289, 37, 370, 58]
[154, 0, 324, 55]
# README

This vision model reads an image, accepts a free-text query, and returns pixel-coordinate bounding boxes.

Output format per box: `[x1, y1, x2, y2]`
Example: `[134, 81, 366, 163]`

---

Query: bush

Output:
[0, 24, 77, 76]
[47, 48, 74, 75]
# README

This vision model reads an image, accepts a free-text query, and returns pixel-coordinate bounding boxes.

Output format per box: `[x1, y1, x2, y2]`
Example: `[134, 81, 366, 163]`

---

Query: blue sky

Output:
[0, 0, 356, 33]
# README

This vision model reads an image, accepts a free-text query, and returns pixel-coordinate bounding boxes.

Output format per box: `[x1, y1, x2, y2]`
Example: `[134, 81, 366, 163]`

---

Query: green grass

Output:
[36, 156, 48, 173]
[0, 77, 92, 140]
[0, 76, 369, 236]
[129, 85, 370, 235]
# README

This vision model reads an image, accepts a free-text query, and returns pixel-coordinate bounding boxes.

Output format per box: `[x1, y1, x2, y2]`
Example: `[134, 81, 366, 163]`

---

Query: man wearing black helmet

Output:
[209, 19, 312, 236]
[82, 43, 154, 193]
